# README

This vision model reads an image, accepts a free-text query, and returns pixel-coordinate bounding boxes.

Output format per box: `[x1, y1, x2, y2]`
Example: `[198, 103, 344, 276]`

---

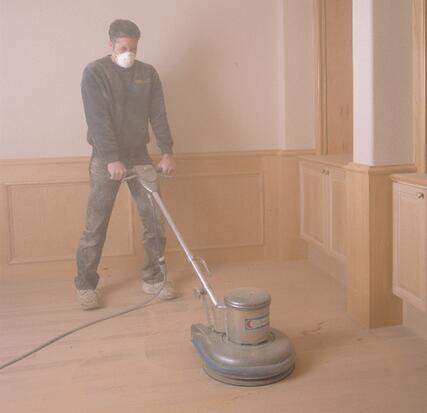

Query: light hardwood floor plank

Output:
[1, 260, 427, 413]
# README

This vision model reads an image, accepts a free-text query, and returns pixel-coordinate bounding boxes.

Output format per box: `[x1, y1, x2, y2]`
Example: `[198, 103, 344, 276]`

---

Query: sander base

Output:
[191, 324, 296, 386]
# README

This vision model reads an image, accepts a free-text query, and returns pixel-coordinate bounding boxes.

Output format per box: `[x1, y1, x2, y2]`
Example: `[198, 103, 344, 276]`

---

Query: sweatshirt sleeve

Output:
[149, 69, 174, 155]
[81, 66, 119, 163]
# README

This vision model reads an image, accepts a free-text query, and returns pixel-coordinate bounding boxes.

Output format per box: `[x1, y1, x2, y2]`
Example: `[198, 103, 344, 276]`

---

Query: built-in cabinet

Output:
[392, 176, 427, 312]
[299, 155, 350, 262]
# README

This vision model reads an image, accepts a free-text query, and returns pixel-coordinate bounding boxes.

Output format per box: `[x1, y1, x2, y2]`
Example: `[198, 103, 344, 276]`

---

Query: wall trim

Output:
[0, 150, 281, 166]
[346, 162, 418, 176]
[160, 171, 264, 179]
[0, 149, 317, 166]
[4, 178, 90, 186]
[0, 157, 90, 166]
[278, 149, 317, 157]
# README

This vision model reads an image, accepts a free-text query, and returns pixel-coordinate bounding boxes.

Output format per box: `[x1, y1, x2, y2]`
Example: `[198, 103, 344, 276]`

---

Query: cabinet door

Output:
[393, 183, 427, 311]
[328, 168, 347, 260]
[299, 162, 328, 250]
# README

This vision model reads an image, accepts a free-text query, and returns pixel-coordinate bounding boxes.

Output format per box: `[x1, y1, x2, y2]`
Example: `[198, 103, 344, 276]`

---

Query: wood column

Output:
[346, 163, 417, 327]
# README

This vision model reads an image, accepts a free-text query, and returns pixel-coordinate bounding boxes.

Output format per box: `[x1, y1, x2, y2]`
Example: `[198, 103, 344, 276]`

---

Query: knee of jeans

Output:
[139, 201, 163, 220]
[143, 230, 165, 240]
[80, 228, 107, 245]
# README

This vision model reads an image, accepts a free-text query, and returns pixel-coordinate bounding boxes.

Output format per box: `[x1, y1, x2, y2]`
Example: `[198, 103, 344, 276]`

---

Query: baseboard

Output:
[403, 302, 427, 341]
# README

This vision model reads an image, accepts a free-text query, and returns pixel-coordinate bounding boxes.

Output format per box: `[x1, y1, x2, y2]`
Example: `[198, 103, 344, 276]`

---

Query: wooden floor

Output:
[1, 259, 427, 413]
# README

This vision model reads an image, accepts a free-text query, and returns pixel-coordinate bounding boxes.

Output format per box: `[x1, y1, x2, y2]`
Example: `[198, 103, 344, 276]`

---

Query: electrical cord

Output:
[0, 183, 167, 371]
[0, 288, 165, 371]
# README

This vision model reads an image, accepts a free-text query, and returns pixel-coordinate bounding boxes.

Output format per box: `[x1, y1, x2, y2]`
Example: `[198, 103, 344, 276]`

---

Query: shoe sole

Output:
[80, 302, 101, 310]
[142, 285, 177, 300]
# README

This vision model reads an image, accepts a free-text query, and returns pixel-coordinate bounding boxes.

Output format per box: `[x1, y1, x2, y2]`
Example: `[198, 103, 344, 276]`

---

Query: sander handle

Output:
[150, 191, 222, 308]
[125, 165, 222, 309]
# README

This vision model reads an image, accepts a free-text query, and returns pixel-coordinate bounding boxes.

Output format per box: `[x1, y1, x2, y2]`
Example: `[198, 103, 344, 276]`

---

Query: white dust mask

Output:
[115, 51, 136, 68]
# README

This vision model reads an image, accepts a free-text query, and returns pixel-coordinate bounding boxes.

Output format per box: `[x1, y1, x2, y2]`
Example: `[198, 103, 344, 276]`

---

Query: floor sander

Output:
[129, 165, 296, 386]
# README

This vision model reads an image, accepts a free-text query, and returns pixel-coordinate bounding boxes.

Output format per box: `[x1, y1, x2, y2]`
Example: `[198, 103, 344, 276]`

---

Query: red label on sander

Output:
[245, 314, 269, 330]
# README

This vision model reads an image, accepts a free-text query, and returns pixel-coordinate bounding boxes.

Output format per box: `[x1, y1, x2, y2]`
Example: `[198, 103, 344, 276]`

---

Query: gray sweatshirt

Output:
[81, 56, 173, 163]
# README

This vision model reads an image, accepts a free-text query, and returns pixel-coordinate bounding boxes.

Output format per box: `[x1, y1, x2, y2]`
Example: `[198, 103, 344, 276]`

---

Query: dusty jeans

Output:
[74, 157, 166, 290]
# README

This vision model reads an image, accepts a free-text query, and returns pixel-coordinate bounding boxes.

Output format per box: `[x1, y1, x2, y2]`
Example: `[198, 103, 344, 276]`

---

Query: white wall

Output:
[282, 0, 315, 150]
[372, 0, 413, 165]
[0, 0, 316, 159]
[353, 0, 375, 164]
[353, 0, 413, 165]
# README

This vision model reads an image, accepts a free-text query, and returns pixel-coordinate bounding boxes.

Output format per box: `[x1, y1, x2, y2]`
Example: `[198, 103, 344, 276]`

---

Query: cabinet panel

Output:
[393, 183, 427, 311]
[300, 161, 347, 263]
[300, 163, 328, 249]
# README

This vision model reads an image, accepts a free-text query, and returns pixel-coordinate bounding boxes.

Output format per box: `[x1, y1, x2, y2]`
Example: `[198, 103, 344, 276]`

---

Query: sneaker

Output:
[76, 289, 100, 310]
[142, 280, 177, 300]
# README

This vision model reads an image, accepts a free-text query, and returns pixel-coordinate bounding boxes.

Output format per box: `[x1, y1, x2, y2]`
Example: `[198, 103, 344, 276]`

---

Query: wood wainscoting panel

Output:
[160, 172, 264, 252]
[0, 158, 141, 278]
[279, 151, 314, 260]
[329, 168, 347, 259]
[2, 151, 312, 278]
[150, 152, 282, 266]
[6, 181, 133, 264]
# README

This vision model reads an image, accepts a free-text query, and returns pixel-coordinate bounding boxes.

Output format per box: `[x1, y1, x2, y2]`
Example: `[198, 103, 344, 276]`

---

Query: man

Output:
[75, 19, 177, 310]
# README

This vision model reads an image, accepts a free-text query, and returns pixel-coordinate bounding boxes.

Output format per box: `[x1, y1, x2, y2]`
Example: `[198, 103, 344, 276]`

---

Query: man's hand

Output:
[156, 154, 176, 175]
[107, 161, 127, 181]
